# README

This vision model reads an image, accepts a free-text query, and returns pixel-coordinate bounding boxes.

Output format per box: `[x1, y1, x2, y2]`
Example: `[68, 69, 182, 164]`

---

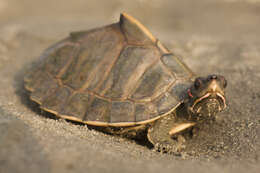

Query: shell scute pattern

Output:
[24, 13, 194, 126]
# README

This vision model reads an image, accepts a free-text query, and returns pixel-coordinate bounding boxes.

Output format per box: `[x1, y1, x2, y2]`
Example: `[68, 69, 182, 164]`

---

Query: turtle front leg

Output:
[147, 113, 195, 154]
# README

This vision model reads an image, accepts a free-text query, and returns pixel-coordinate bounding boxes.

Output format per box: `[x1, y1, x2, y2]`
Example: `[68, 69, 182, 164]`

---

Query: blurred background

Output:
[1, 0, 260, 40]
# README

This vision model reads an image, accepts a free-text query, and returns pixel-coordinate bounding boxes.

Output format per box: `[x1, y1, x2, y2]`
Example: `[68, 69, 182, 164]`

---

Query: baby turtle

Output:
[24, 13, 227, 152]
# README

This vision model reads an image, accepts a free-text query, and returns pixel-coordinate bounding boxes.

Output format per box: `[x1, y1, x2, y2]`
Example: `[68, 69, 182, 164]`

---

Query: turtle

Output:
[24, 13, 227, 152]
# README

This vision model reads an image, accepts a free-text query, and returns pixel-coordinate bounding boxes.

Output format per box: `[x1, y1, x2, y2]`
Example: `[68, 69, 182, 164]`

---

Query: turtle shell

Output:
[24, 13, 194, 127]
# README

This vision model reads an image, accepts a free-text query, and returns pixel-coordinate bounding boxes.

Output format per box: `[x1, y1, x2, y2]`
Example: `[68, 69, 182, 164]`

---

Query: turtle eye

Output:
[194, 77, 203, 89]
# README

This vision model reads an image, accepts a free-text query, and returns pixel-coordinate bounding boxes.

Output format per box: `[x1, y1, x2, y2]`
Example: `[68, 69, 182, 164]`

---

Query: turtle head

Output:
[186, 75, 227, 121]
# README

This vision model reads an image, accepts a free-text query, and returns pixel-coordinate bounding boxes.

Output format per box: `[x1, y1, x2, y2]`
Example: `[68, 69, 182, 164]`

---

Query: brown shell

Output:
[24, 13, 194, 127]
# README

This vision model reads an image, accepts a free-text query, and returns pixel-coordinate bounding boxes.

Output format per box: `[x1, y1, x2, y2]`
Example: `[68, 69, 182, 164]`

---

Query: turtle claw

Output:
[154, 143, 177, 153]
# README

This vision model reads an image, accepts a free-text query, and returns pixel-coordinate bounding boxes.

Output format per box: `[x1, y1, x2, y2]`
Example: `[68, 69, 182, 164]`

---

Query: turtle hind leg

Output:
[147, 113, 193, 154]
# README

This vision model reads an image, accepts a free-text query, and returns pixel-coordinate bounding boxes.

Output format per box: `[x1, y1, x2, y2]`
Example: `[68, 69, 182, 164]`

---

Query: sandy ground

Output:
[0, 0, 260, 172]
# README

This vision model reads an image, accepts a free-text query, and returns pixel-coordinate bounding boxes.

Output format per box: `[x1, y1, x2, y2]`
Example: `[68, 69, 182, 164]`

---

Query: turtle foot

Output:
[153, 135, 186, 154]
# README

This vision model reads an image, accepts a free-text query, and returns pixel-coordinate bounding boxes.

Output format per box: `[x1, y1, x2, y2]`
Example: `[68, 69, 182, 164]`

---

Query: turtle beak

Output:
[208, 79, 226, 110]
